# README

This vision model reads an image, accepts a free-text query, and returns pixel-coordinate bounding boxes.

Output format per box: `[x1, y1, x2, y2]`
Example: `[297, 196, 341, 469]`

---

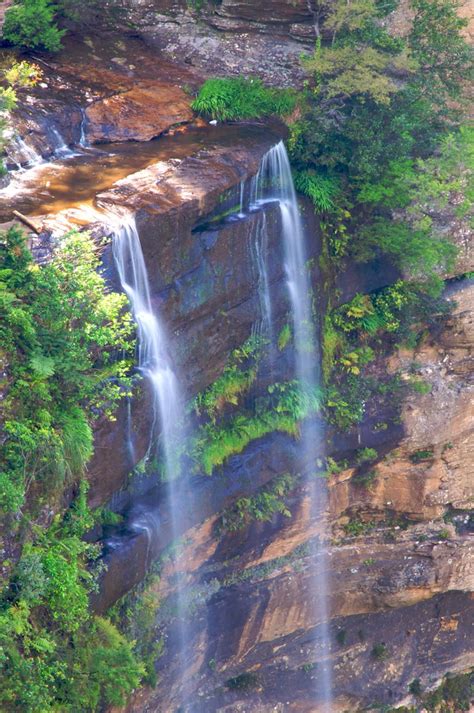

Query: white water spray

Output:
[110, 214, 192, 709]
[50, 127, 72, 157]
[252, 141, 333, 709]
[79, 108, 89, 147]
[13, 136, 42, 168]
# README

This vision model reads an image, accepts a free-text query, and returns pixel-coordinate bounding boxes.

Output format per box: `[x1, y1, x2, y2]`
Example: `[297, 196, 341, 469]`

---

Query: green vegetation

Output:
[1, 61, 41, 172]
[193, 380, 322, 475]
[285, 0, 472, 432]
[218, 473, 295, 532]
[1, 0, 130, 51]
[191, 335, 263, 422]
[322, 278, 451, 429]
[0, 484, 145, 711]
[3, 0, 65, 52]
[343, 518, 375, 537]
[277, 323, 291, 351]
[389, 669, 474, 711]
[0, 227, 134, 514]
[410, 449, 435, 463]
[192, 77, 297, 121]
[226, 671, 259, 691]
[0, 223, 147, 709]
[423, 669, 473, 711]
[109, 575, 164, 688]
[371, 642, 388, 660]
[408, 678, 423, 696]
[189, 336, 321, 475]
[356, 448, 377, 465]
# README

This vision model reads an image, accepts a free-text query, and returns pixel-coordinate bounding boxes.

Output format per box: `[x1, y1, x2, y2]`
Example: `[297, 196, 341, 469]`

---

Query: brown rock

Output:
[85, 81, 193, 143]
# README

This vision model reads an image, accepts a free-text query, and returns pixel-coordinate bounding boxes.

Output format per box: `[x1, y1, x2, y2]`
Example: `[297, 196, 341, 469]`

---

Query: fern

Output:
[30, 354, 56, 378]
[294, 170, 340, 212]
[59, 407, 93, 478]
[192, 77, 297, 121]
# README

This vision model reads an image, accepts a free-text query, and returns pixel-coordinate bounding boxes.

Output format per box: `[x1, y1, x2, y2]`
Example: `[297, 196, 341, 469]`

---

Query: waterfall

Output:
[79, 108, 88, 147]
[49, 127, 75, 158]
[111, 214, 191, 709]
[13, 136, 42, 168]
[252, 141, 333, 709]
[252, 210, 274, 348]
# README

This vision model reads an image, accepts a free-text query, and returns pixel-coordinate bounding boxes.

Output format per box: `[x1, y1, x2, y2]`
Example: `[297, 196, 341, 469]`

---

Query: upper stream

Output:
[0, 123, 275, 224]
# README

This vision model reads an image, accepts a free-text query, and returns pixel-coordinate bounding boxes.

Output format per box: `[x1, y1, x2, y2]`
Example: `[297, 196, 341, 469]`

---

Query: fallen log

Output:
[13, 210, 41, 235]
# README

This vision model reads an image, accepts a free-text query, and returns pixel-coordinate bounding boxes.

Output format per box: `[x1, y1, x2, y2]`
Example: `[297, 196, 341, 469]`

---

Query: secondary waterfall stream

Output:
[111, 214, 191, 707]
[250, 141, 333, 709]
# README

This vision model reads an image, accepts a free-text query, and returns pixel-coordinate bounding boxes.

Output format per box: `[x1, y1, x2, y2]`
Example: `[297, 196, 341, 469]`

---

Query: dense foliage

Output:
[2, 0, 65, 52]
[0, 227, 145, 710]
[285, 0, 472, 428]
[0, 227, 134, 513]
[192, 77, 297, 121]
[0, 483, 145, 711]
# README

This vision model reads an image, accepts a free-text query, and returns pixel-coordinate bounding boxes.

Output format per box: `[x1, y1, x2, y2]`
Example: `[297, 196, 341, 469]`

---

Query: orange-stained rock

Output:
[85, 81, 193, 143]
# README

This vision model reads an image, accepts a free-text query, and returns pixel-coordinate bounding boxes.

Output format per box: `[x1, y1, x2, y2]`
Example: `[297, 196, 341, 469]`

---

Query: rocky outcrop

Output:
[39, 123, 289, 507]
[117, 0, 316, 86]
[6, 32, 199, 167]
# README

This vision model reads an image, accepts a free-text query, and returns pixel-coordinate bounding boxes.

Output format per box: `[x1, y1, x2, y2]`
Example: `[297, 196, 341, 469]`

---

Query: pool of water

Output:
[1, 123, 278, 224]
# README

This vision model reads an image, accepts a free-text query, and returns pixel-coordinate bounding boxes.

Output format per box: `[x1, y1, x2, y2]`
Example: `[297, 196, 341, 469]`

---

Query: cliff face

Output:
[3, 5, 473, 711]
[77, 131, 471, 710]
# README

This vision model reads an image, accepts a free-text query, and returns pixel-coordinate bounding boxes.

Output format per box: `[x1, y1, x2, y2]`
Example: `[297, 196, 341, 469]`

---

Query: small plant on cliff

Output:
[409, 678, 423, 696]
[192, 77, 297, 121]
[3, 0, 65, 52]
[409, 449, 434, 464]
[226, 671, 259, 691]
[371, 642, 388, 660]
[218, 473, 296, 532]
[191, 334, 263, 422]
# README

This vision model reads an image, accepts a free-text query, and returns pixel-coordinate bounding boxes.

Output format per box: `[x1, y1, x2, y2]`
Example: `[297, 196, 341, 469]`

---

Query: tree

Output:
[2, 0, 65, 52]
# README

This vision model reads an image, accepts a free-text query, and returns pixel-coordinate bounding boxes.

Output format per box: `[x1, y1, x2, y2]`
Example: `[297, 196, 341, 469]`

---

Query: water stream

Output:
[251, 141, 333, 709]
[111, 213, 191, 709]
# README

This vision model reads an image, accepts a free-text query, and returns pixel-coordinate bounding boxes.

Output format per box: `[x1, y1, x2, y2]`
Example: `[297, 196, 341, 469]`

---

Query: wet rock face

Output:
[6, 33, 199, 167]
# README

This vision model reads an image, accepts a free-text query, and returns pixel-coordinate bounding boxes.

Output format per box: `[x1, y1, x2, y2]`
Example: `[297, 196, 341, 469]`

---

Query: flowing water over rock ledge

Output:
[4, 45, 473, 707]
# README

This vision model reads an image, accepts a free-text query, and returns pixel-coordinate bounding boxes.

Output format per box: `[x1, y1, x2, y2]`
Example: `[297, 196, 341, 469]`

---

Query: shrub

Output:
[0, 227, 134, 513]
[226, 671, 259, 690]
[219, 474, 295, 532]
[192, 77, 297, 121]
[3, 0, 65, 52]
[371, 642, 388, 660]
[0, 487, 145, 711]
[410, 449, 434, 463]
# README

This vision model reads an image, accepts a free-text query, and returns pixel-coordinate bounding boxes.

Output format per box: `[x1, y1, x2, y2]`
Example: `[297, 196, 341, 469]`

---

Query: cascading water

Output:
[251, 210, 274, 351]
[79, 108, 89, 147]
[251, 141, 333, 709]
[13, 135, 42, 168]
[50, 127, 72, 157]
[110, 214, 192, 709]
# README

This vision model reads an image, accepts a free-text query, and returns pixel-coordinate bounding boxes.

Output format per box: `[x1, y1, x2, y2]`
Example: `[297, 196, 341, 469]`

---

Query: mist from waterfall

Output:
[111, 214, 191, 710]
[251, 141, 333, 710]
